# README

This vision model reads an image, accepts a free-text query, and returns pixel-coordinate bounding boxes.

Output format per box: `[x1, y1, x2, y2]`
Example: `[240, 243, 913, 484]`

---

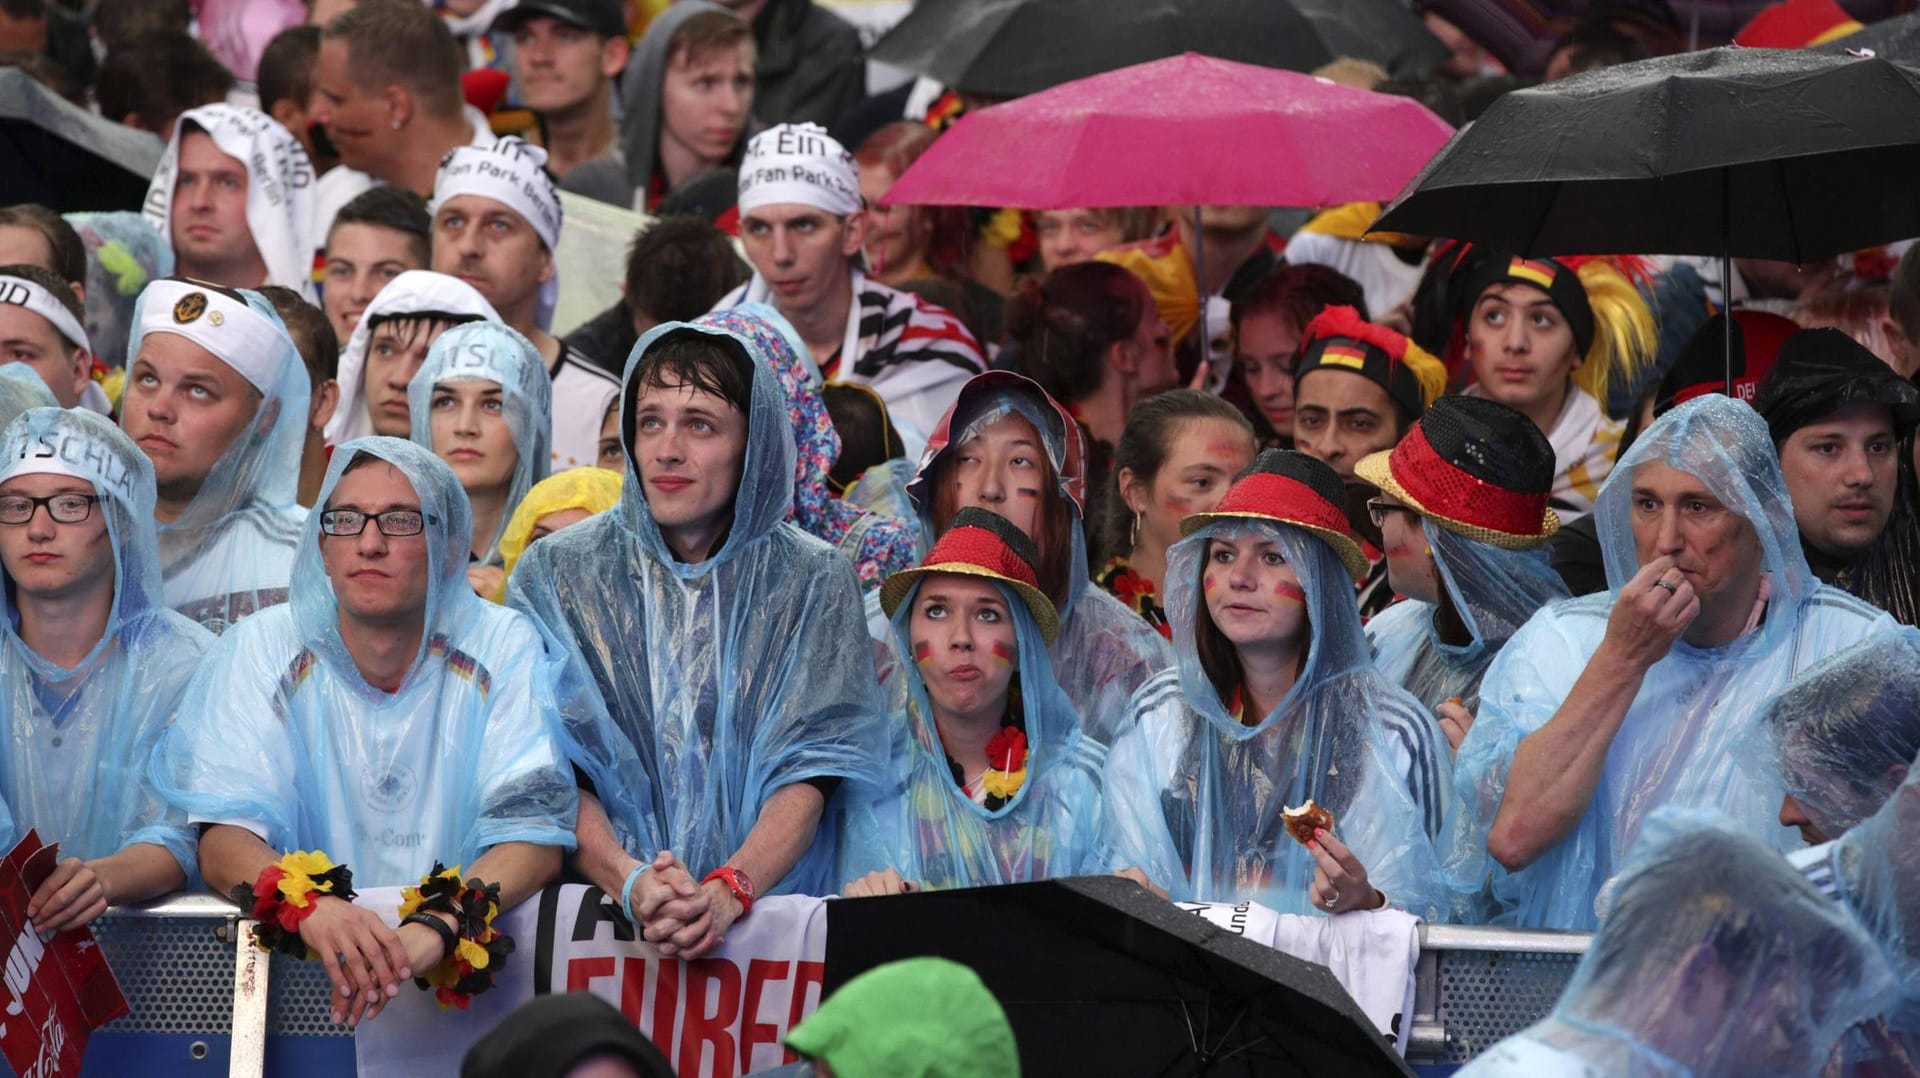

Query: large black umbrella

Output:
[867, 0, 1447, 99]
[1372, 46, 1920, 262]
[1817, 9, 1920, 62]
[825, 877, 1412, 1077]
[0, 69, 161, 211]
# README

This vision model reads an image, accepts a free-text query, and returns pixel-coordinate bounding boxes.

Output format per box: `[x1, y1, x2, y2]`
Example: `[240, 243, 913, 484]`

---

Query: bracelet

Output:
[400, 913, 458, 964]
[619, 862, 648, 923]
[399, 862, 514, 1011]
[230, 850, 355, 960]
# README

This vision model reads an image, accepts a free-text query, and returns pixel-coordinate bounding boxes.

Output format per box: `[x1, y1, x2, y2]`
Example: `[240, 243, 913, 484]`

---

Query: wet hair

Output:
[324, 0, 464, 120]
[363, 312, 483, 370]
[329, 184, 432, 267]
[627, 329, 754, 421]
[666, 8, 751, 69]
[1005, 262, 1148, 405]
[624, 216, 747, 327]
[95, 31, 234, 135]
[822, 382, 902, 493]
[1105, 390, 1252, 557]
[0, 262, 83, 330]
[257, 25, 320, 113]
[0, 205, 84, 287]
[259, 285, 339, 385]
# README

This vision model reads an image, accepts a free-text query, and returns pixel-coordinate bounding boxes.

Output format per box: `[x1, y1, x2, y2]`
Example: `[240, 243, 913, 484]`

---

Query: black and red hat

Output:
[880, 507, 1060, 643]
[1181, 449, 1370, 580]
[1293, 305, 1447, 425]
[1354, 395, 1559, 549]
[1451, 251, 1598, 358]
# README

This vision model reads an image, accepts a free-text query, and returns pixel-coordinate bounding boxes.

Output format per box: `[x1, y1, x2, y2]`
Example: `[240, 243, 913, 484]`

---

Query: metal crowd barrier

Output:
[75, 900, 1590, 1075]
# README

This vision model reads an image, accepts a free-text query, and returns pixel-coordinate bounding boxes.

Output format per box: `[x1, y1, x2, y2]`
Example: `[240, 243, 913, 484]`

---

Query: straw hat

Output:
[1181, 449, 1370, 581]
[880, 507, 1060, 644]
[1354, 395, 1560, 550]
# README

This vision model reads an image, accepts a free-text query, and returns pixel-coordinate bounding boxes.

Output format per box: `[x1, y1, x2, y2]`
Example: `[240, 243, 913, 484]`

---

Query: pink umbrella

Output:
[879, 52, 1455, 210]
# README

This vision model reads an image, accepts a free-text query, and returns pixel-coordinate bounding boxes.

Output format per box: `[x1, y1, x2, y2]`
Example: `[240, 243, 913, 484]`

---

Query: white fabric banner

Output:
[353, 885, 828, 1078]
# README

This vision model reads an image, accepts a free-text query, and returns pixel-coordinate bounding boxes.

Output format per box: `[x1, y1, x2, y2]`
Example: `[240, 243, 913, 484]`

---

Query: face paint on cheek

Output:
[1203, 575, 1217, 592]
[1273, 582, 1306, 605]
[912, 640, 933, 665]
[990, 640, 1015, 666]
[1383, 544, 1410, 558]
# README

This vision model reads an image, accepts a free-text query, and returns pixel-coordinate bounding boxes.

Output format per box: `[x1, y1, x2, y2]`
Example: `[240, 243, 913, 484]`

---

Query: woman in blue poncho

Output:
[839, 507, 1106, 895]
[1102, 449, 1449, 919]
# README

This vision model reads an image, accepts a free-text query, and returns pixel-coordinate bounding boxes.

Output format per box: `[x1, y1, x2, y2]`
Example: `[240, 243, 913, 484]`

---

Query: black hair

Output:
[259, 285, 339, 385]
[257, 25, 320, 113]
[822, 382, 902, 493]
[1005, 261, 1146, 405]
[624, 216, 747, 327]
[626, 330, 754, 420]
[95, 30, 234, 135]
[330, 184, 432, 267]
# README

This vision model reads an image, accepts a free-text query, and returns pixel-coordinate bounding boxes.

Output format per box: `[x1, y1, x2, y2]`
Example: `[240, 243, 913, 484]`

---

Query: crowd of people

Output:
[3, 0, 1920, 1073]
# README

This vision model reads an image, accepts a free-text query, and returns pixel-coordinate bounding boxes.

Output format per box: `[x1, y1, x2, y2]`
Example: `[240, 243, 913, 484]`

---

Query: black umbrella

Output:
[0, 68, 161, 212]
[825, 877, 1413, 1077]
[867, 0, 1447, 99]
[1816, 9, 1920, 63]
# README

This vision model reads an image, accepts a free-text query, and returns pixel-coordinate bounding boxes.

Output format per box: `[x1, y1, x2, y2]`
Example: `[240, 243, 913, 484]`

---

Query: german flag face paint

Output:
[990, 640, 1015, 666]
[1273, 581, 1306, 606]
[912, 640, 934, 665]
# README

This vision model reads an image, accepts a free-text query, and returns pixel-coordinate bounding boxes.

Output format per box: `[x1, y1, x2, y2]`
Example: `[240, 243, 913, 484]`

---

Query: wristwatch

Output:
[702, 866, 755, 919]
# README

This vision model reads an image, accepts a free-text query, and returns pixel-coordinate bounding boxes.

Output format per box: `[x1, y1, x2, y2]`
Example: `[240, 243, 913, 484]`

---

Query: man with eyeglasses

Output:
[158, 437, 576, 1028]
[120, 278, 312, 635]
[0, 407, 212, 931]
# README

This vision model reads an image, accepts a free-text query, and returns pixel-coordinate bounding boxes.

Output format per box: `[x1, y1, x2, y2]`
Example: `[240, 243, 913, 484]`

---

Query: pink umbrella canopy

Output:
[880, 52, 1456, 210]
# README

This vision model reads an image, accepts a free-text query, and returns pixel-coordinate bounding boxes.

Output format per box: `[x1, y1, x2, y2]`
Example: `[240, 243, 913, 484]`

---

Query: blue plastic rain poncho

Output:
[125, 282, 311, 635]
[1100, 518, 1450, 919]
[1458, 811, 1895, 1078]
[407, 321, 553, 565]
[506, 317, 887, 895]
[154, 437, 578, 887]
[872, 373, 1172, 746]
[0, 408, 209, 875]
[0, 365, 56, 429]
[1447, 395, 1896, 930]
[839, 578, 1106, 891]
[1366, 522, 1570, 713]
[702, 306, 919, 591]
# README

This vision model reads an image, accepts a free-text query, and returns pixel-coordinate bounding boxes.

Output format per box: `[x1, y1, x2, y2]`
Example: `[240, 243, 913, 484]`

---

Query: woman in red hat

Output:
[1101, 450, 1448, 919]
[839, 508, 1106, 895]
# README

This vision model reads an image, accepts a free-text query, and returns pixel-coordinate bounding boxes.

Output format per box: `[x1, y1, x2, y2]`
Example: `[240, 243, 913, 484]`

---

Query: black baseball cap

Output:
[490, 0, 625, 38]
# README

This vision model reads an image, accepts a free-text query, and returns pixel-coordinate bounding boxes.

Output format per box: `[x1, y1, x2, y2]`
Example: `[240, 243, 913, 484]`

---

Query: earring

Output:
[1130, 512, 1140, 549]
[390, 121, 403, 131]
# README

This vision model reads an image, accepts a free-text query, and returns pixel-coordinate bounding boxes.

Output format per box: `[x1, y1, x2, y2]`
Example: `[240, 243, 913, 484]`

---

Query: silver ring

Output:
[1324, 895, 1338, 909]
[1652, 580, 1677, 594]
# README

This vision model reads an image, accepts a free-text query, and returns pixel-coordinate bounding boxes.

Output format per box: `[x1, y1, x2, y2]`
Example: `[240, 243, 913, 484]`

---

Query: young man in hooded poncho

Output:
[509, 313, 885, 962]
[0, 408, 211, 931]
[157, 438, 578, 1027]
[1451, 395, 1898, 930]
[119, 278, 312, 635]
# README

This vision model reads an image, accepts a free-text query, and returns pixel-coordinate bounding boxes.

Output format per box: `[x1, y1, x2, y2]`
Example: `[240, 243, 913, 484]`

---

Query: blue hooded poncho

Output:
[1099, 517, 1450, 920]
[1366, 521, 1569, 714]
[0, 408, 209, 875]
[506, 316, 887, 896]
[837, 575, 1106, 891]
[1458, 811, 1895, 1078]
[125, 283, 310, 635]
[153, 437, 578, 886]
[867, 374, 1173, 748]
[407, 320, 554, 565]
[1447, 395, 1896, 930]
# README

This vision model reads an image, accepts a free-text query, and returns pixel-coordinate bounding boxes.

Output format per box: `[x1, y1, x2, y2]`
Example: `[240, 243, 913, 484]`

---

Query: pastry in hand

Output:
[1283, 800, 1334, 847]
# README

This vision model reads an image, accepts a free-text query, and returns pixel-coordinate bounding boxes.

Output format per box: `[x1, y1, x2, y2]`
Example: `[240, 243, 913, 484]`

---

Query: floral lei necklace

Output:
[946, 676, 1030, 811]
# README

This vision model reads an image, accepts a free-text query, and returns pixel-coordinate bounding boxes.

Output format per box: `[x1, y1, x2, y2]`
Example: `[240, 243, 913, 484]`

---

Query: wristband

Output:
[230, 850, 355, 960]
[401, 912, 458, 963]
[399, 862, 514, 1011]
[619, 862, 648, 922]
[702, 866, 755, 919]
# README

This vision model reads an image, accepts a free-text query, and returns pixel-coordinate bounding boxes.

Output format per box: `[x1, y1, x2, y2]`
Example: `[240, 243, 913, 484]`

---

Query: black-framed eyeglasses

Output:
[0, 493, 101, 526]
[1366, 497, 1417, 529]
[319, 509, 427, 537]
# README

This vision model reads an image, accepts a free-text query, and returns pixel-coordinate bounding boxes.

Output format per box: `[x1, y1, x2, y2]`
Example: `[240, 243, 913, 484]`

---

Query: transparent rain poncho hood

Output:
[1447, 395, 1895, 929]
[1366, 521, 1569, 713]
[0, 365, 56, 427]
[154, 437, 578, 886]
[1100, 518, 1449, 920]
[407, 321, 553, 565]
[701, 305, 918, 590]
[888, 373, 1173, 746]
[64, 212, 173, 376]
[1458, 811, 1895, 1078]
[838, 576, 1105, 891]
[0, 408, 209, 874]
[506, 316, 887, 895]
[126, 284, 310, 634]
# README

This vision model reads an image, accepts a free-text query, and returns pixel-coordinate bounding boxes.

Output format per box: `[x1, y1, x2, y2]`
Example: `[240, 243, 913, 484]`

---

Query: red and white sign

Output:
[0, 831, 129, 1078]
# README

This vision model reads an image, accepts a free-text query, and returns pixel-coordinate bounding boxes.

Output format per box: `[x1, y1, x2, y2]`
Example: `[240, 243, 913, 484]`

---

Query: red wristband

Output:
[703, 866, 755, 918]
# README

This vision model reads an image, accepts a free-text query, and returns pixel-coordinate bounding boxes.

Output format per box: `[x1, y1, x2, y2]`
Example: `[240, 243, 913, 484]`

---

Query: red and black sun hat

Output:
[1180, 449, 1370, 581]
[881, 507, 1060, 644]
[1354, 395, 1560, 549]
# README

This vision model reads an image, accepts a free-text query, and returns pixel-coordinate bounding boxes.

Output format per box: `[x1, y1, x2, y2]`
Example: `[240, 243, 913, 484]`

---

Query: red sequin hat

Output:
[880, 507, 1060, 644]
[1354, 395, 1560, 549]
[1180, 449, 1370, 581]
